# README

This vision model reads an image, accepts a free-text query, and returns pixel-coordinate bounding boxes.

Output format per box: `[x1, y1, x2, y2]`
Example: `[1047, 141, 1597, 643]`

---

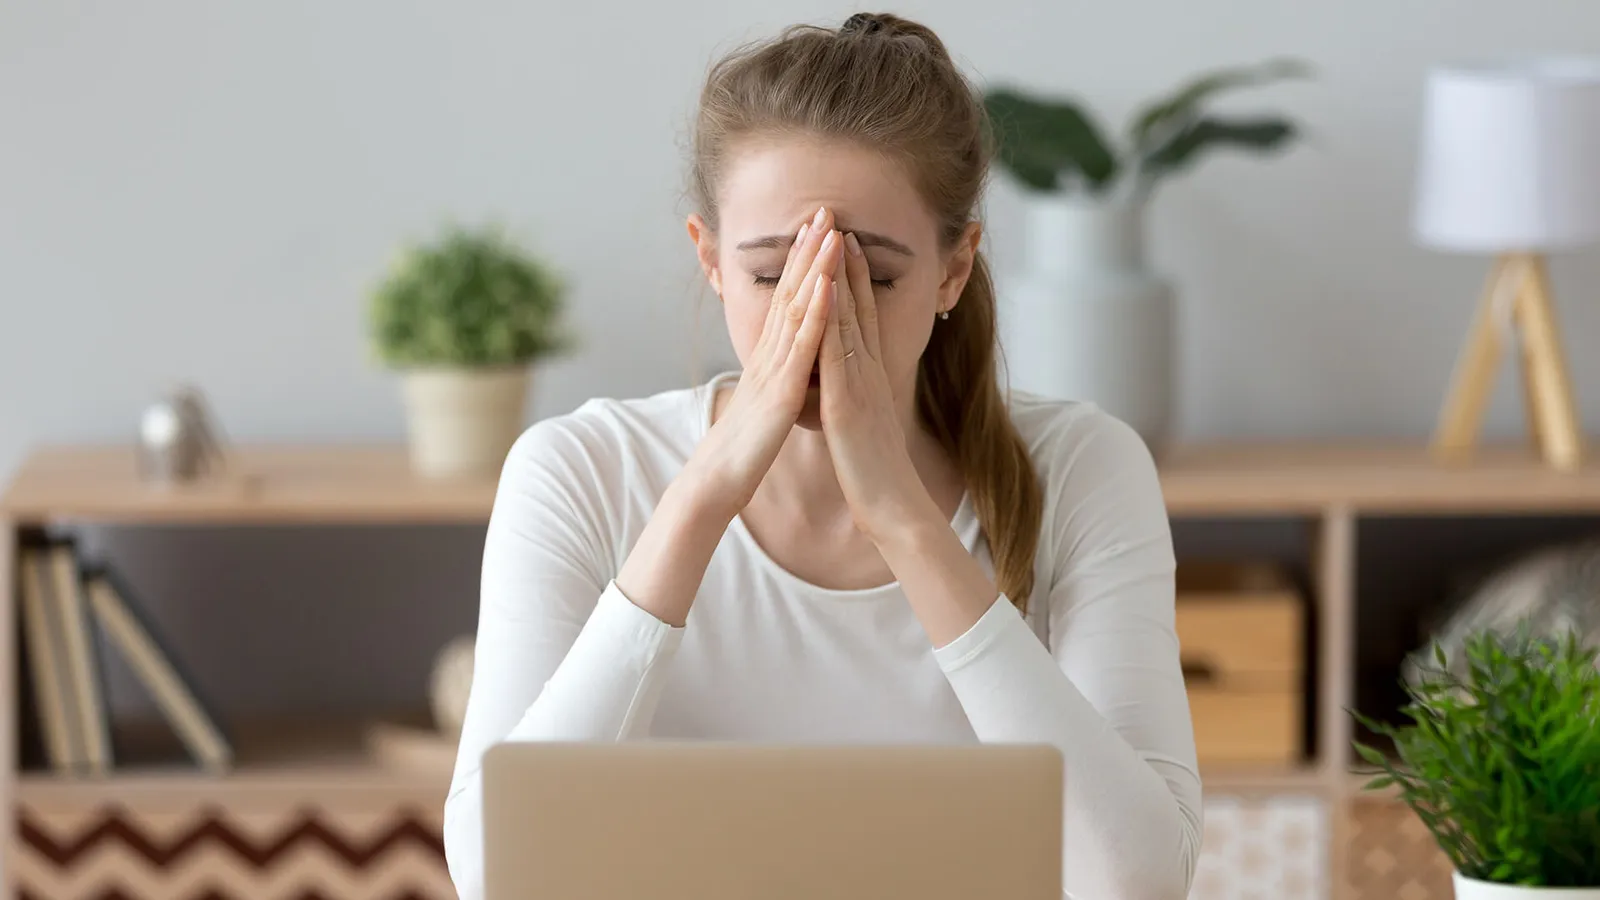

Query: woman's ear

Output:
[687, 214, 723, 298]
[937, 221, 982, 315]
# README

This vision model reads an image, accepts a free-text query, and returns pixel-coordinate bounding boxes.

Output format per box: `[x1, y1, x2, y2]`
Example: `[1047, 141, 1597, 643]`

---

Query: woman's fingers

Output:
[842, 232, 881, 359]
[770, 229, 841, 364]
[821, 274, 846, 370]
[824, 261, 858, 369]
[775, 207, 832, 305]
[752, 219, 813, 355]
[754, 208, 832, 359]
[787, 274, 833, 374]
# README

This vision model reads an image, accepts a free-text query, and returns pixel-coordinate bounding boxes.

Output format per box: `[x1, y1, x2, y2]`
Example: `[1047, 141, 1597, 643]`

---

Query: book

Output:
[16, 541, 80, 773]
[81, 563, 233, 773]
[46, 538, 113, 775]
[15, 598, 47, 771]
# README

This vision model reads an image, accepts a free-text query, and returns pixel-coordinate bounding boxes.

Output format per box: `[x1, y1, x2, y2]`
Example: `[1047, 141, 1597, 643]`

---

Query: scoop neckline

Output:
[695, 370, 980, 599]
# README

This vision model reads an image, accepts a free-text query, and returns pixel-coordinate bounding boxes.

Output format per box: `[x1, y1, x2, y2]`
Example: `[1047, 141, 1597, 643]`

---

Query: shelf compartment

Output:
[1177, 560, 1309, 768]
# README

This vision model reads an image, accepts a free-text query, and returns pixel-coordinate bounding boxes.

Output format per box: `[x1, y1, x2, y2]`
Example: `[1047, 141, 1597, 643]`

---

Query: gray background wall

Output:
[4, 0, 1600, 718]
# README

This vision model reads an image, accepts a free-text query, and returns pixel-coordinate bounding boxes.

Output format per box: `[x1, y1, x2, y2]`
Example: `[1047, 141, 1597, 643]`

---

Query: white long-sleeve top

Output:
[444, 371, 1202, 900]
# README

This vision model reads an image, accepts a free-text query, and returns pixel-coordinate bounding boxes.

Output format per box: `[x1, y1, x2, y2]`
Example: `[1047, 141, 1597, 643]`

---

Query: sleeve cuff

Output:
[932, 593, 1024, 672]
[595, 579, 686, 658]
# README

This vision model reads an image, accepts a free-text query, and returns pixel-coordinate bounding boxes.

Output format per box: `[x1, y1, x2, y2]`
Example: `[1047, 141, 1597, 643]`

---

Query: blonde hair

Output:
[689, 12, 1043, 611]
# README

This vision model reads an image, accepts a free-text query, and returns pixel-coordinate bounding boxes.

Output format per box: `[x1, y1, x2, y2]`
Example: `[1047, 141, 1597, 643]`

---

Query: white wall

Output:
[4, 1, 1600, 716]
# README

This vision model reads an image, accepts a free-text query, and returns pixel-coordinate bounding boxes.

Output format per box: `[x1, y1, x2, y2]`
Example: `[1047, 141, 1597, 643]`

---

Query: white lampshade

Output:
[1413, 58, 1600, 252]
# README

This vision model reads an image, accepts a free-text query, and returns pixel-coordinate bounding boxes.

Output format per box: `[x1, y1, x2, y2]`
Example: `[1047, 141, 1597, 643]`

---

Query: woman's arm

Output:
[877, 414, 1201, 900]
[446, 215, 844, 900]
[443, 416, 731, 900]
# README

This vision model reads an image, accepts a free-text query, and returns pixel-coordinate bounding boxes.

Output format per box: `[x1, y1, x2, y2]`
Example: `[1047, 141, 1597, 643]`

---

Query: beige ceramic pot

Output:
[399, 366, 530, 480]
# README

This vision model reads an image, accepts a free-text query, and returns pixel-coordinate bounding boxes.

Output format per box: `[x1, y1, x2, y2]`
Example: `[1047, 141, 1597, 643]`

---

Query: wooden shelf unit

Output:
[4, 440, 1600, 899]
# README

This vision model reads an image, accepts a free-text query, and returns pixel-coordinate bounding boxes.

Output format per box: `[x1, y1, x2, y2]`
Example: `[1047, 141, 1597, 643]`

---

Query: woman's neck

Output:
[766, 426, 849, 521]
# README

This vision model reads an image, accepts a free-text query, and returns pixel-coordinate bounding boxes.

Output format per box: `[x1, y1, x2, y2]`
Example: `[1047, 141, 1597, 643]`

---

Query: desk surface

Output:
[3, 441, 1599, 524]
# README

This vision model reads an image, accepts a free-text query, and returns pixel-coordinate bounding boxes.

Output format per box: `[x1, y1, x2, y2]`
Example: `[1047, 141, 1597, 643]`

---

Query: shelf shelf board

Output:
[19, 713, 1332, 806]
[16, 717, 452, 812]
[0, 444, 496, 525]
[1201, 763, 1327, 794]
[10, 440, 1600, 526]
[1160, 441, 1600, 515]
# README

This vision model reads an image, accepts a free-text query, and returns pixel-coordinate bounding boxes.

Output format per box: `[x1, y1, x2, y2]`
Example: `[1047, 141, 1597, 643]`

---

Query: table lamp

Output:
[1414, 58, 1600, 471]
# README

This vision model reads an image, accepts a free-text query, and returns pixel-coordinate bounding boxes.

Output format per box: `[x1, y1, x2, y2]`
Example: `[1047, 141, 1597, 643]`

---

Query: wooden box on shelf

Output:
[1175, 561, 1305, 766]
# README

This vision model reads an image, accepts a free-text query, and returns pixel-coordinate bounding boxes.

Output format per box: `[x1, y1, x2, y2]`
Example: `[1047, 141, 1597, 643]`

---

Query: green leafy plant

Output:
[1351, 628, 1600, 887]
[368, 224, 573, 368]
[983, 58, 1309, 200]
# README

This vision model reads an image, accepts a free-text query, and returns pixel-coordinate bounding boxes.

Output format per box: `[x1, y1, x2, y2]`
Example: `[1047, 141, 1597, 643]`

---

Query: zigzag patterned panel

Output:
[16, 802, 456, 900]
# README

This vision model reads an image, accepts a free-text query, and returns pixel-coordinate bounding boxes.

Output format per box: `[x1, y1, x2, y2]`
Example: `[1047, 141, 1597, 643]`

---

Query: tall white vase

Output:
[998, 195, 1175, 449]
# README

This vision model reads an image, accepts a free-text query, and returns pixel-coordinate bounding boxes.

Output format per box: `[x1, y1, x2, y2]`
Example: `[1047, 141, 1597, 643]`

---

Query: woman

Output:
[445, 12, 1201, 900]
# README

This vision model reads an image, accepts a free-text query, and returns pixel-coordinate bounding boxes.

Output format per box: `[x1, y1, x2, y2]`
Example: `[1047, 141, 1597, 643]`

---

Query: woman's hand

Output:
[686, 207, 843, 519]
[818, 231, 941, 542]
[616, 208, 841, 627]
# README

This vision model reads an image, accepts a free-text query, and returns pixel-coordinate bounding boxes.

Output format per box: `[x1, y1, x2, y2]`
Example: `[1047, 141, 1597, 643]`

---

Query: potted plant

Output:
[982, 59, 1308, 447]
[368, 223, 573, 480]
[1352, 628, 1600, 898]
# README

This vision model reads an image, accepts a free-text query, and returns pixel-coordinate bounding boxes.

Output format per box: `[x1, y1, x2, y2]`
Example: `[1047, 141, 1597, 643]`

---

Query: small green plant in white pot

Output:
[1352, 629, 1600, 899]
[369, 223, 572, 480]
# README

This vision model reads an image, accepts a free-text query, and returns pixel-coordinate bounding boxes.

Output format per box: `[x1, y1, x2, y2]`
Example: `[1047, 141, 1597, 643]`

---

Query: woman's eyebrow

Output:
[734, 230, 913, 256]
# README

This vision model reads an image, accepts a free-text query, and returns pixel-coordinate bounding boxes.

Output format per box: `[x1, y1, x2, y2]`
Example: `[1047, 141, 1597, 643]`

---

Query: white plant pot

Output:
[998, 194, 1175, 449]
[399, 366, 531, 480]
[1455, 872, 1600, 900]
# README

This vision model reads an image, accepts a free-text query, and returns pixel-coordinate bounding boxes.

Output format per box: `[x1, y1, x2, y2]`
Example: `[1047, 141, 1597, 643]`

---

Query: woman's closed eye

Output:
[751, 273, 898, 290]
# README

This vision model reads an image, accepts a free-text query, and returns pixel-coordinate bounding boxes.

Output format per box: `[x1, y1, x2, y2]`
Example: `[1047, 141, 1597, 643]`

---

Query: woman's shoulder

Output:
[1005, 388, 1157, 482]
[1004, 390, 1173, 585]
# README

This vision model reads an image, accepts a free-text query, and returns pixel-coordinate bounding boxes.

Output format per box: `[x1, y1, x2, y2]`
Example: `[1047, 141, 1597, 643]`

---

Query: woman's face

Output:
[689, 137, 978, 424]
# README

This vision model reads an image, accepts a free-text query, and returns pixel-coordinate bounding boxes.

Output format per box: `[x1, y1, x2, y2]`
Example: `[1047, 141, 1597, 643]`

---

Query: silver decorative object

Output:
[137, 385, 227, 485]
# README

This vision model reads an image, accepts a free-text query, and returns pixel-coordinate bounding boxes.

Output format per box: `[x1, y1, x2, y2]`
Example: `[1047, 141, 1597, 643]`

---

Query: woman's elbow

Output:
[1129, 806, 1201, 900]
[1091, 853, 1196, 900]
[1069, 800, 1199, 900]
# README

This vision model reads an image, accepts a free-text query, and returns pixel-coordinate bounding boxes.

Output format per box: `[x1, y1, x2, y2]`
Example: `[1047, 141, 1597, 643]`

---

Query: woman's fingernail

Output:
[844, 232, 863, 257]
[814, 276, 829, 300]
[797, 222, 809, 244]
[812, 206, 828, 229]
[821, 230, 837, 252]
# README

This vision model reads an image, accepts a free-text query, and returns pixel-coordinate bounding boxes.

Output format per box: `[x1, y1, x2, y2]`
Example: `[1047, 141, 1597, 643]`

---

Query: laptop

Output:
[481, 741, 1063, 899]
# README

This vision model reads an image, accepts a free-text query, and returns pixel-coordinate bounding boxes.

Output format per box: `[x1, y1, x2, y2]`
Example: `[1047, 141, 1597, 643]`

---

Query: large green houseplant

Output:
[979, 60, 1309, 450]
[1352, 628, 1600, 898]
[369, 223, 572, 479]
[982, 57, 1310, 204]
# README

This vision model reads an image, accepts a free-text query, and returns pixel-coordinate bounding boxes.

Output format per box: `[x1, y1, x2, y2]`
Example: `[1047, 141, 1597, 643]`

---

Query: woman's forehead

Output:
[716, 139, 934, 243]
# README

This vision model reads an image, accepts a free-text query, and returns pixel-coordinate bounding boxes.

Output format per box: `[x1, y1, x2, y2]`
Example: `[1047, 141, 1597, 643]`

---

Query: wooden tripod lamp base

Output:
[1432, 252, 1584, 470]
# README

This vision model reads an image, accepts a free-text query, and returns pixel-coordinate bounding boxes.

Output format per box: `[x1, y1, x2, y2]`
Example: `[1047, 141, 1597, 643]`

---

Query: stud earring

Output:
[939, 309, 950, 321]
